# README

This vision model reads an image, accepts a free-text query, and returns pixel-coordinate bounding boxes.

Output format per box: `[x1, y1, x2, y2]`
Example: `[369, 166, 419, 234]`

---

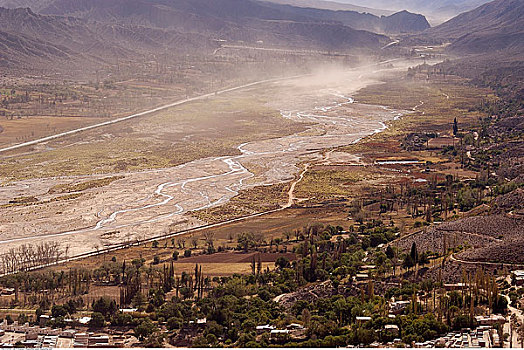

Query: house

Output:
[389, 300, 410, 314]
[355, 316, 372, 325]
[512, 270, 524, 286]
[255, 324, 274, 334]
[355, 273, 369, 281]
[475, 315, 505, 326]
[188, 318, 207, 328]
[78, 317, 91, 325]
[0, 288, 15, 295]
[39, 315, 50, 327]
[88, 335, 109, 347]
[74, 332, 89, 348]
[118, 308, 138, 314]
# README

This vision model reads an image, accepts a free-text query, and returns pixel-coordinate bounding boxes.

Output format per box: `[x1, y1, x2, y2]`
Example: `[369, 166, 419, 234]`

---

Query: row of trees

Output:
[0, 241, 68, 275]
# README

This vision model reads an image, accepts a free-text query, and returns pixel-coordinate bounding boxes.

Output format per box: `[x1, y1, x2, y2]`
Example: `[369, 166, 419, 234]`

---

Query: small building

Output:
[475, 315, 505, 326]
[255, 324, 274, 334]
[389, 300, 410, 314]
[88, 335, 109, 347]
[355, 316, 372, 325]
[355, 273, 369, 281]
[118, 308, 138, 314]
[78, 317, 91, 325]
[188, 317, 206, 328]
[39, 315, 50, 327]
[512, 270, 524, 286]
[0, 288, 15, 295]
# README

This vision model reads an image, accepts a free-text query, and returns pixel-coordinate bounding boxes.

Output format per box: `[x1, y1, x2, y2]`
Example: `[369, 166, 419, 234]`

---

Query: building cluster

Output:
[73, 332, 117, 348]
[433, 325, 502, 348]
[255, 323, 306, 341]
[0, 319, 132, 348]
[512, 270, 524, 286]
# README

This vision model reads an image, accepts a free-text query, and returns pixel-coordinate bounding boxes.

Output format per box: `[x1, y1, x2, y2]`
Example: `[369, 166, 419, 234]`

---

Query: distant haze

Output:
[302, 0, 493, 23]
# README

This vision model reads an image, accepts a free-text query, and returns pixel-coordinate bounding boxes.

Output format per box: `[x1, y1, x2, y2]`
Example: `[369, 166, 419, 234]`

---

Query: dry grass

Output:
[0, 93, 305, 181]
[48, 176, 124, 194]
[192, 182, 290, 223]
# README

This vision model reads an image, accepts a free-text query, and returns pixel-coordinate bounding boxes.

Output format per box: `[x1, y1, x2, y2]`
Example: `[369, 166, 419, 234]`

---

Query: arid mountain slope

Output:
[427, 0, 524, 53]
[3, 0, 428, 35]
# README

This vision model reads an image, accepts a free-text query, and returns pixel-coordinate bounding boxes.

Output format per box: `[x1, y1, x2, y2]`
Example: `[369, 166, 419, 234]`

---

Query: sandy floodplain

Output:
[0, 61, 413, 256]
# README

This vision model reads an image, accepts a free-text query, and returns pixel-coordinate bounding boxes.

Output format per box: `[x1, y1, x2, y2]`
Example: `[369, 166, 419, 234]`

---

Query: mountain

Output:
[0, 0, 394, 70]
[260, 4, 430, 33]
[38, 0, 393, 48]
[381, 10, 430, 33]
[426, 0, 524, 54]
[325, 0, 493, 23]
[0, 6, 218, 70]
[0, 0, 398, 51]
[23, 0, 428, 35]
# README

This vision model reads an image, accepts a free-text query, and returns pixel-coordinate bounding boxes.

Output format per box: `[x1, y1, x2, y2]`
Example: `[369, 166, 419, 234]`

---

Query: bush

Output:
[89, 312, 105, 328]
[134, 318, 156, 340]
[92, 297, 117, 318]
[51, 305, 68, 318]
[111, 312, 132, 326]
[5, 315, 13, 325]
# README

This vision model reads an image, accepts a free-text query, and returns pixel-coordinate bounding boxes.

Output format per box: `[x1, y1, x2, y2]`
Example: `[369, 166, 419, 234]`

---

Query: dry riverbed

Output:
[0, 61, 415, 257]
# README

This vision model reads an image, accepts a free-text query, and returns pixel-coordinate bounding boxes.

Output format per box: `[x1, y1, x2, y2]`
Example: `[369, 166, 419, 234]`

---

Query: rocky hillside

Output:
[381, 10, 429, 33]
[426, 0, 524, 53]
[0, 0, 395, 52]
[0, 6, 216, 68]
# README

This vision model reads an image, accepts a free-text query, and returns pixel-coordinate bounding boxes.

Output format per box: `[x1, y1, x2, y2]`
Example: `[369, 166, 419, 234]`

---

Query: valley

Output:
[0, 0, 522, 348]
[0, 58, 421, 258]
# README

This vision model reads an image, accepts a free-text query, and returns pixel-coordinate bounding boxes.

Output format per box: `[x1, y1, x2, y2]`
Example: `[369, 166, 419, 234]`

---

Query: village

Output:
[0, 266, 522, 348]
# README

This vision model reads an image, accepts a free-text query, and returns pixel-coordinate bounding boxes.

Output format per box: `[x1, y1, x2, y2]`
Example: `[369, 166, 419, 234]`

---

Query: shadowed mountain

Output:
[260, 4, 430, 33]
[0, 0, 396, 53]
[34, 0, 428, 34]
[324, 0, 493, 23]
[0, 6, 218, 69]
